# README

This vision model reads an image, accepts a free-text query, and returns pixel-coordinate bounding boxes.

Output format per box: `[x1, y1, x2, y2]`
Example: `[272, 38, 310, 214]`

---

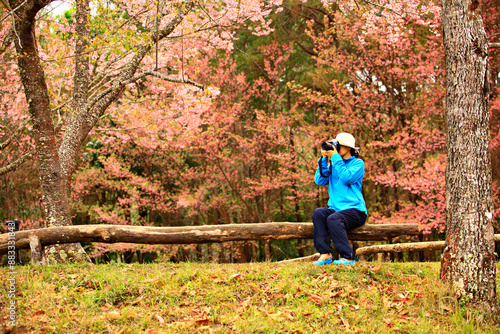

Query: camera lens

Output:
[321, 141, 332, 151]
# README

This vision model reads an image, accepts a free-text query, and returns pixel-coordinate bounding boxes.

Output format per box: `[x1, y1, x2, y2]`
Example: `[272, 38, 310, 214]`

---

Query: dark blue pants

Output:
[312, 207, 367, 260]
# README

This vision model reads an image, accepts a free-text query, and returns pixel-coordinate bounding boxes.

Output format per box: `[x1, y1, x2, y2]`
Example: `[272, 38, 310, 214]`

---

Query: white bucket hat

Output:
[335, 132, 359, 150]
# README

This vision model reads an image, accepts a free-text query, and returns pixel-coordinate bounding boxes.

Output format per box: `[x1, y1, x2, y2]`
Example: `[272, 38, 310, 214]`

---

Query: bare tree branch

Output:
[357, 0, 418, 16]
[87, 72, 152, 109]
[279, 22, 317, 56]
[0, 116, 30, 150]
[0, 28, 14, 55]
[0, 0, 12, 11]
[490, 43, 500, 48]
[88, 69, 203, 110]
[88, 61, 130, 98]
[99, 97, 167, 119]
[87, 1, 196, 113]
[94, 123, 154, 132]
[0, 0, 27, 23]
[143, 70, 204, 90]
[0, 149, 34, 175]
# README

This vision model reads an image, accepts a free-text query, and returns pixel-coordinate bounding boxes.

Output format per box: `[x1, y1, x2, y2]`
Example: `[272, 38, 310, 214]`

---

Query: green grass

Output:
[1, 262, 499, 333]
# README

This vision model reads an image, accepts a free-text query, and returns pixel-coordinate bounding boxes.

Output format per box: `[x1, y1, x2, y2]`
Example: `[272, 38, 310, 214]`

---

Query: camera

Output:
[6, 219, 20, 231]
[321, 139, 340, 152]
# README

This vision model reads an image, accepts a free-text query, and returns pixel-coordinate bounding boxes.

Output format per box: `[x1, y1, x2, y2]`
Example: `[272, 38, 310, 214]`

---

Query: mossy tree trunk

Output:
[440, 0, 497, 310]
[10, 0, 90, 264]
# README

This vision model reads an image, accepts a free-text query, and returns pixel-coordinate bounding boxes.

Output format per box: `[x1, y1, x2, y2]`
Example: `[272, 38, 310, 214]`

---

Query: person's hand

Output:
[321, 149, 336, 158]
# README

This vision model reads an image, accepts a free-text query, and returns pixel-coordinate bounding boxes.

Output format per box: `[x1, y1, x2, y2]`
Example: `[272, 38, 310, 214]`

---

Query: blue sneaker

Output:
[313, 257, 333, 265]
[333, 258, 356, 265]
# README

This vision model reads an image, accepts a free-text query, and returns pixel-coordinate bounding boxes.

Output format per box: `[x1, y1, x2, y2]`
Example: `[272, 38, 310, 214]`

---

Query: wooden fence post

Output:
[29, 234, 45, 265]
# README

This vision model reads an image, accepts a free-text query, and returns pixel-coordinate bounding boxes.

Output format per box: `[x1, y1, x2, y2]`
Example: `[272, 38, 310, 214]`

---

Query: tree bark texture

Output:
[59, 0, 90, 194]
[441, 0, 497, 309]
[10, 0, 90, 264]
[0, 222, 420, 255]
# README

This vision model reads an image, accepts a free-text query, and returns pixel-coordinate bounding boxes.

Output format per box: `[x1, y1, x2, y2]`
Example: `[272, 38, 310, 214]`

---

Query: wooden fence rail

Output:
[356, 234, 500, 256]
[0, 222, 420, 255]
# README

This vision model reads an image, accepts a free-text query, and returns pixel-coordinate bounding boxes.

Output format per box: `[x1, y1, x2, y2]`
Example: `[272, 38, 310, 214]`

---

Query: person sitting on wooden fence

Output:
[312, 132, 367, 265]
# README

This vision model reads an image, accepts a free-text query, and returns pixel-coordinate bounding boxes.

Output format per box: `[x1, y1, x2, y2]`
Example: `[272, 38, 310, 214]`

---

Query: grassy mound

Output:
[1, 262, 499, 333]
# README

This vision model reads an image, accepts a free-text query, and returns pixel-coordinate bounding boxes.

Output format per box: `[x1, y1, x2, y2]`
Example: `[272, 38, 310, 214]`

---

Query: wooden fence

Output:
[1, 223, 498, 264]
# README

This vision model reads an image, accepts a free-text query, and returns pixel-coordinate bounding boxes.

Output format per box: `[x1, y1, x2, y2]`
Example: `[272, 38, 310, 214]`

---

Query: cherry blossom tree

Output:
[299, 0, 447, 234]
[73, 40, 319, 261]
[0, 0, 282, 263]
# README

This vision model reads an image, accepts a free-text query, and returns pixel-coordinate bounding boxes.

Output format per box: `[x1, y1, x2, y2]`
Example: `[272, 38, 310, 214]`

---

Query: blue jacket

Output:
[315, 154, 367, 214]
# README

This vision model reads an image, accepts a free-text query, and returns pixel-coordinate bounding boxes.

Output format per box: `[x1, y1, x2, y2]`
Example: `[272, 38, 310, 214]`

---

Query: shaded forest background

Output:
[1, 0, 499, 263]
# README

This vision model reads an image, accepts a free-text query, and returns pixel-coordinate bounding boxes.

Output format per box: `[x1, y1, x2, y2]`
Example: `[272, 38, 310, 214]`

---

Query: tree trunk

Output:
[0, 222, 423, 254]
[59, 0, 91, 192]
[11, 0, 90, 264]
[441, 0, 497, 310]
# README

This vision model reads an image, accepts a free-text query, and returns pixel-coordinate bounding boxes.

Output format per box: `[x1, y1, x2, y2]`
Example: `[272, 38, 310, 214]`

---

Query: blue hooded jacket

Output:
[315, 154, 367, 214]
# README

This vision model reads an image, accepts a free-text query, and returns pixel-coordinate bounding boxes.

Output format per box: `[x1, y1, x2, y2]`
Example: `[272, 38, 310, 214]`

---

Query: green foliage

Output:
[63, 8, 76, 24]
[83, 139, 105, 169]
